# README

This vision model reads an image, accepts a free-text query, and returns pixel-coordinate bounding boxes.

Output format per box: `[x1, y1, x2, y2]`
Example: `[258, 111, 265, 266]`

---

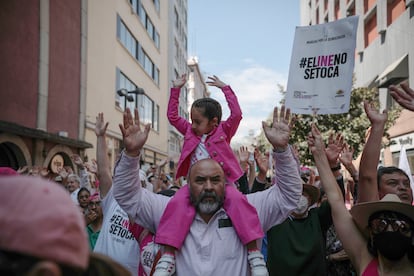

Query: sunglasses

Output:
[369, 217, 412, 235]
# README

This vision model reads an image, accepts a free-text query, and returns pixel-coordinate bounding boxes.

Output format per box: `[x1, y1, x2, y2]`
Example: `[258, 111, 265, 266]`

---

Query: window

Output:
[153, 0, 160, 13]
[116, 70, 137, 111]
[387, 0, 405, 26]
[364, 11, 378, 48]
[174, 8, 179, 28]
[116, 69, 159, 130]
[117, 15, 159, 84]
[144, 54, 153, 77]
[146, 17, 154, 40]
[364, 0, 376, 13]
[141, 94, 159, 131]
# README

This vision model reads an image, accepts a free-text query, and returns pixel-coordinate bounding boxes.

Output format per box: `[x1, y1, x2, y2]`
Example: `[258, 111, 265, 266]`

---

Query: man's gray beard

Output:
[190, 191, 223, 215]
[198, 201, 220, 214]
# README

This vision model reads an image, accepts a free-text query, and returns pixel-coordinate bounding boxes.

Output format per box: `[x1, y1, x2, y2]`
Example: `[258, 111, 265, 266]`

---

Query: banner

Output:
[285, 16, 359, 115]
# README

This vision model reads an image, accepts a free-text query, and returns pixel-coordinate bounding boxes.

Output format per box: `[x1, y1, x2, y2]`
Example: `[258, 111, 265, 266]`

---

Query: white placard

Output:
[285, 16, 359, 115]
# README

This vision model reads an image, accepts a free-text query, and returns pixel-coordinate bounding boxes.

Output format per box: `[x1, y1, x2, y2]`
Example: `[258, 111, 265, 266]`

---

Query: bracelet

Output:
[331, 163, 341, 171]
[273, 146, 288, 153]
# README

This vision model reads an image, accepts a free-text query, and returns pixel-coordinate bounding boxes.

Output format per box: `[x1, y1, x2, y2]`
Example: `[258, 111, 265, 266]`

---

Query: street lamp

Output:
[116, 87, 145, 109]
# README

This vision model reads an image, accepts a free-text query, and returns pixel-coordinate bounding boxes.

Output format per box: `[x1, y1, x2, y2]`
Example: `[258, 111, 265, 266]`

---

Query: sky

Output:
[188, 0, 301, 145]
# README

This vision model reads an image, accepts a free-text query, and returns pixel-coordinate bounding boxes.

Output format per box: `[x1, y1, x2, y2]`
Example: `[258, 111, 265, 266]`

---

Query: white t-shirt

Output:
[93, 188, 139, 276]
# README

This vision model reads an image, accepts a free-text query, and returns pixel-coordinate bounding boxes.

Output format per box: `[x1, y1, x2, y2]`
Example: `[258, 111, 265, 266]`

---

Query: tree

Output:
[256, 86, 401, 165]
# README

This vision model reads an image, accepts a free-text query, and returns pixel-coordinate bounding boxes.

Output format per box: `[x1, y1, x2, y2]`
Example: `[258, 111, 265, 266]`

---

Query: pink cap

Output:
[0, 176, 89, 270]
[89, 192, 101, 201]
[0, 167, 18, 175]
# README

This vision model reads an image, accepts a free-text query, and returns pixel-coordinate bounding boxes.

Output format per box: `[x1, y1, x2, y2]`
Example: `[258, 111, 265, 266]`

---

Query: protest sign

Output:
[285, 16, 359, 114]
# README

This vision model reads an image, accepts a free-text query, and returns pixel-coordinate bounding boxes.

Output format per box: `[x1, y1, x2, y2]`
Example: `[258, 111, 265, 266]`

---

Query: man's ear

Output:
[26, 261, 62, 276]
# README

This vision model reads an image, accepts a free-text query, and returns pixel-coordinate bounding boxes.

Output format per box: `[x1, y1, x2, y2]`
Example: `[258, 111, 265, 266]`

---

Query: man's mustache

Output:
[199, 191, 218, 201]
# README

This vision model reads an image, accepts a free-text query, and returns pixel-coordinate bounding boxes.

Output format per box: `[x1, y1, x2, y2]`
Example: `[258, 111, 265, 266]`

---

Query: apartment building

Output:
[300, 0, 414, 169]
[0, 1, 91, 173]
[0, 0, 189, 175]
[166, 0, 189, 177]
[84, 0, 171, 170]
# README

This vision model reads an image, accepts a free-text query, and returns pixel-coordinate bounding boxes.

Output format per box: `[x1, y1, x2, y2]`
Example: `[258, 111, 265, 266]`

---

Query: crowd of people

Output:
[1, 78, 414, 276]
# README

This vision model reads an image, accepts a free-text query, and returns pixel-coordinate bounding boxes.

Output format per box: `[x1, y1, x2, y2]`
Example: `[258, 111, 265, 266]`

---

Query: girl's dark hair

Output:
[77, 187, 90, 198]
[192, 98, 222, 122]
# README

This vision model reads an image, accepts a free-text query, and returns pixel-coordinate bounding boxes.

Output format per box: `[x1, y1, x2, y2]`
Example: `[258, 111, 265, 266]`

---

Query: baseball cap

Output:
[0, 167, 18, 176]
[0, 175, 89, 270]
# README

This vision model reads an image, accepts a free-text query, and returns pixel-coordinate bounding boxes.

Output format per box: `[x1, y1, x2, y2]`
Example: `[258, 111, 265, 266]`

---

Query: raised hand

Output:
[307, 123, 326, 155]
[65, 166, 74, 175]
[262, 105, 295, 150]
[40, 167, 49, 177]
[95, 112, 109, 137]
[172, 74, 187, 88]
[254, 148, 269, 175]
[325, 132, 344, 166]
[71, 154, 85, 169]
[238, 146, 250, 164]
[30, 166, 40, 176]
[363, 101, 387, 126]
[206, 75, 227, 88]
[58, 167, 69, 179]
[17, 166, 29, 175]
[85, 159, 98, 174]
[389, 82, 414, 111]
[119, 108, 150, 157]
[339, 143, 354, 168]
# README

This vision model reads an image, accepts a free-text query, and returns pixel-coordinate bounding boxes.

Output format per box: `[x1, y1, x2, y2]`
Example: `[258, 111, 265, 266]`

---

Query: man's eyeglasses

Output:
[369, 217, 412, 235]
[88, 201, 101, 208]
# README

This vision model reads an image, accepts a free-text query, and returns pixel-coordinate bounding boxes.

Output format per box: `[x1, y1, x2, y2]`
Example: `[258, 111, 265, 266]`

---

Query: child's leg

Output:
[223, 185, 264, 244]
[223, 185, 268, 276]
[155, 186, 195, 249]
[154, 186, 195, 276]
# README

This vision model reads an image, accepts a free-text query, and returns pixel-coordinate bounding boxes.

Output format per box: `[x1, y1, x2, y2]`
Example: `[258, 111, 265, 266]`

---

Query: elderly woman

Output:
[308, 123, 414, 275]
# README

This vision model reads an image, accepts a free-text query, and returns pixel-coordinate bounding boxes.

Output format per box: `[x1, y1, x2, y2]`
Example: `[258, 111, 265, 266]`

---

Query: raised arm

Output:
[207, 75, 242, 139]
[167, 74, 189, 134]
[71, 154, 92, 191]
[325, 132, 345, 178]
[357, 101, 388, 203]
[251, 149, 269, 193]
[237, 146, 251, 194]
[340, 144, 359, 201]
[113, 108, 167, 232]
[250, 105, 301, 230]
[308, 123, 370, 274]
[389, 82, 414, 111]
[94, 113, 112, 198]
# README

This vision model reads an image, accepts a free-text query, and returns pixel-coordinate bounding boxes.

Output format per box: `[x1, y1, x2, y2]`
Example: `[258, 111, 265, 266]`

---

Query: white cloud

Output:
[206, 65, 288, 146]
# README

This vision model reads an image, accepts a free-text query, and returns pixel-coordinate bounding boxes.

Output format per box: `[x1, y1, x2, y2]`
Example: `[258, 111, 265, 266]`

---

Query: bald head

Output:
[189, 159, 225, 181]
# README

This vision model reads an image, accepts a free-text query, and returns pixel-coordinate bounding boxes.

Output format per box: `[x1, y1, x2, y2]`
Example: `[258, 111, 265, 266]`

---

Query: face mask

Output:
[373, 231, 411, 261]
[294, 195, 309, 215]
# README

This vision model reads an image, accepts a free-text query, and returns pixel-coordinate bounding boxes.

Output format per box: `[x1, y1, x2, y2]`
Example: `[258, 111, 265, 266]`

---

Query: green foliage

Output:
[256, 86, 401, 165]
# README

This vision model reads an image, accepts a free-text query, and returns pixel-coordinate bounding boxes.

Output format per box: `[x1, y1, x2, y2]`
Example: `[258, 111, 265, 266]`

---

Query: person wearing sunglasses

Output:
[309, 123, 414, 275]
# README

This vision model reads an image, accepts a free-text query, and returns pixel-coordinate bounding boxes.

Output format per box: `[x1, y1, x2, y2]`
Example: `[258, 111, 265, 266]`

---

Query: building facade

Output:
[84, 0, 171, 171]
[0, 0, 91, 175]
[0, 0, 189, 176]
[166, 0, 189, 178]
[300, 0, 414, 170]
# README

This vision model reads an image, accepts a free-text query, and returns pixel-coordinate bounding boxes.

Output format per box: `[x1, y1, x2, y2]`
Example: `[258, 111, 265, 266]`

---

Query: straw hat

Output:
[350, 194, 414, 236]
